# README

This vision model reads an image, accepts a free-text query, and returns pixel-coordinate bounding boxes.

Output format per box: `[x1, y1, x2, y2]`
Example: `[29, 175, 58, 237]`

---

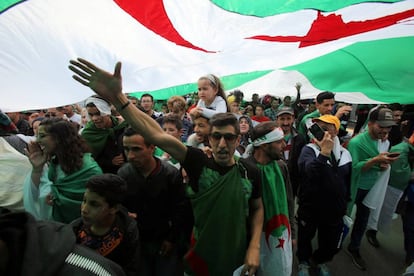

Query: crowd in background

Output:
[1, 68, 414, 276]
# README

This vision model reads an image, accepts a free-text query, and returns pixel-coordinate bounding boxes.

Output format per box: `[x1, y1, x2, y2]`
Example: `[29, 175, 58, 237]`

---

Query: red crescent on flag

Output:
[247, 9, 414, 47]
[114, 0, 214, 52]
[265, 214, 291, 248]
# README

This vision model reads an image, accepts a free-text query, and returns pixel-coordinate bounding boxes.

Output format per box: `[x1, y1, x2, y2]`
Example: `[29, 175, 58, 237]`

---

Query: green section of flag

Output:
[212, 0, 401, 17]
[258, 161, 289, 238]
[284, 36, 414, 104]
[0, 0, 24, 13]
[129, 70, 272, 100]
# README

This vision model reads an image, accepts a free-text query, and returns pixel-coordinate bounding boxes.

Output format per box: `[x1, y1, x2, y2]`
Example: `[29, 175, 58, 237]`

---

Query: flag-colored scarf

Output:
[49, 153, 102, 223]
[81, 116, 128, 157]
[347, 131, 380, 213]
[257, 161, 290, 243]
[256, 161, 292, 275]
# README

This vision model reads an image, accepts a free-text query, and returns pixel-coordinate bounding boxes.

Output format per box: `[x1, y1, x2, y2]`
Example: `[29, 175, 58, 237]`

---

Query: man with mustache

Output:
[346, 107, 399, 271]
[69, 58, 264, 276]
[118, 127, 189, 276]
[244, 122, 295, 275]
[276, 107, 306, 197]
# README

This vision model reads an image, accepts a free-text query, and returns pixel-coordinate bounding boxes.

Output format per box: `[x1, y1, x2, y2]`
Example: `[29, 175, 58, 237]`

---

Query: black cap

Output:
[369, 108, 397, 127]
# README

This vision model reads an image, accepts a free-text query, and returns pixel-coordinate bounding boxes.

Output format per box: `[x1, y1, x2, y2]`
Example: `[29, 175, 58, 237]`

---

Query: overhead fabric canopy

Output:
[1, 0, 414, 111]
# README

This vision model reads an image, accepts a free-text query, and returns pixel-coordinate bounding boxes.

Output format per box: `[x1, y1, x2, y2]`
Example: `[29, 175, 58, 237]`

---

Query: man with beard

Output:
[245, 122, 295, 276]
[276, 107, 306, 197]
[297, 115, 352, 276]
[346, 107, 399, 271]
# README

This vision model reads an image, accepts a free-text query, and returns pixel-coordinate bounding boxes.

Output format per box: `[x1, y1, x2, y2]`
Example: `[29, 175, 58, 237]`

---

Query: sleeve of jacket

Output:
[164, 163, 192, 244]
[121, 212, 141, 276]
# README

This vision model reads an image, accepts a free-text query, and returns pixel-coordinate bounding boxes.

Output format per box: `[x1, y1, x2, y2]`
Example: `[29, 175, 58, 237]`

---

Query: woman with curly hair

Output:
[24, 118, 102, 223]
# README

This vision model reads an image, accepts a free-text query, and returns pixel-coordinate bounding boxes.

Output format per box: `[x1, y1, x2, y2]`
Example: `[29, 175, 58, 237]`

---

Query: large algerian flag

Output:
[1, 0, 413, 111]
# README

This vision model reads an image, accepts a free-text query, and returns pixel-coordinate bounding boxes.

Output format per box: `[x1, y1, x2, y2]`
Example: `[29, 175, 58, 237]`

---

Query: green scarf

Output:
[81, 116, 128, 156]
[257, 161, 290, 242]
[389, 142, 414, 190]
[154, 147, 180, 165]
[49, 153, 102, 223]
[184, 165, 252, 276]
[347, 131, 380, 214]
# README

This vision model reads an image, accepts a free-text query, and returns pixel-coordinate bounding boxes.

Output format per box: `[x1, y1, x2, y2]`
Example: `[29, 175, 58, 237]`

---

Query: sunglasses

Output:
[45, 113, 57, 117]
[209, 132, 238, 142]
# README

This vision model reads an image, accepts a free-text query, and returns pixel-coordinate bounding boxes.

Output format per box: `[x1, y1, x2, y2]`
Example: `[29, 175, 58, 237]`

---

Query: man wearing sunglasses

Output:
[69, 58, 264, 276]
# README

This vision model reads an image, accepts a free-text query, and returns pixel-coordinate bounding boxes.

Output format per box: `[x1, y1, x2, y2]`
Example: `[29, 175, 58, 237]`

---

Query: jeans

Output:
[139, 241, 180, 276]
[297, 215, 343, 264]
[349, 189, 370, 251]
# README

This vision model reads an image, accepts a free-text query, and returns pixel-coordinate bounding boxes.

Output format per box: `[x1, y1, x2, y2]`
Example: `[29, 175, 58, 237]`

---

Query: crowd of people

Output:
[0, 57, 413, 276]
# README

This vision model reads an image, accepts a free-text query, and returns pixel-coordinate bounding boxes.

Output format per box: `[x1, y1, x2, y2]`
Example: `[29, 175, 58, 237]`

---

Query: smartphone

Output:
[309, 123, 325, 141]
[387, 152, 400, 158]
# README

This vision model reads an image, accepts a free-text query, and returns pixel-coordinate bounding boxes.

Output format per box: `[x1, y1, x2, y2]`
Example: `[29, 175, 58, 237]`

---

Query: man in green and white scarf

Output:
[346, 107, 399, 271]
[245, 122, 295, 276]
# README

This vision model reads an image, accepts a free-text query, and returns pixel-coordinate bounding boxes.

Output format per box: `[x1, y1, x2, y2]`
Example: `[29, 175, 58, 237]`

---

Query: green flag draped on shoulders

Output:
[184, 165, 252, 276]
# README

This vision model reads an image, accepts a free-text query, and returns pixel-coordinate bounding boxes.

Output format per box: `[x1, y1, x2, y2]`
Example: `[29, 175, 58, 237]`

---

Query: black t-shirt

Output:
[182, 146, 262, 199]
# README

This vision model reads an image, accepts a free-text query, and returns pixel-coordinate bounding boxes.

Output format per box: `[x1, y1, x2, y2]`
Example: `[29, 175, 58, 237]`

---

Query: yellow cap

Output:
[227, 95, 236, 104]
[313, 115, 340, 130]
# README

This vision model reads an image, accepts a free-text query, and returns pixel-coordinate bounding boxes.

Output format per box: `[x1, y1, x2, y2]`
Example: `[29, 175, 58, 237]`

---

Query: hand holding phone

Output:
[387, 152, 400, 158]
[309, 123, 325, 141]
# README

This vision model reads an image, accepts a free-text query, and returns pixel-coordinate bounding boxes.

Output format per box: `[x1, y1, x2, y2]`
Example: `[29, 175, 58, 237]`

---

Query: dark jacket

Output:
[297, 144, 352, 223]
[286, 127, 306, 196]
[71, 208, 140, 276]
[0, 209, 125, 276]
[117, 158, 191, 244]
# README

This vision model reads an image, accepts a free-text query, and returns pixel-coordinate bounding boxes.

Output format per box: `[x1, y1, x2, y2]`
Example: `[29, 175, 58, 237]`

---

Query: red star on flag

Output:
[276, 238, 285, 249]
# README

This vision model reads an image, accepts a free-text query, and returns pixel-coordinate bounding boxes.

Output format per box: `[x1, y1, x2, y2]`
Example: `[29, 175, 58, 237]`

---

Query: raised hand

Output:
[69, 58, 123, 103]
[335, 105, 352, 118]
